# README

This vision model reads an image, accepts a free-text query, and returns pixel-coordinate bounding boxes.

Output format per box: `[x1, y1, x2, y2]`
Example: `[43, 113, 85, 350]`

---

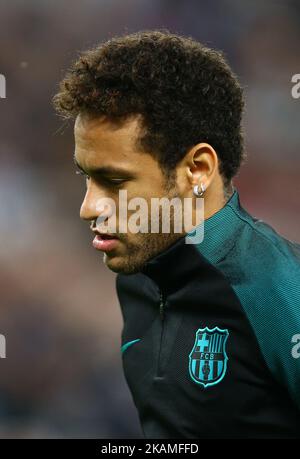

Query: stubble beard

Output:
[103, 180, 185, 274]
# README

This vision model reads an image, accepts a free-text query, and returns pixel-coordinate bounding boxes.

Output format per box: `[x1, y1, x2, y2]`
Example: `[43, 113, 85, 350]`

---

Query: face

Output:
[74, 113, 186, 274]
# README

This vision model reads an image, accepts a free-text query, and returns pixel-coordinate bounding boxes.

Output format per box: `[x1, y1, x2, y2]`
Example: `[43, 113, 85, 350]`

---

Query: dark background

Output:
[0, 0, 299, 438]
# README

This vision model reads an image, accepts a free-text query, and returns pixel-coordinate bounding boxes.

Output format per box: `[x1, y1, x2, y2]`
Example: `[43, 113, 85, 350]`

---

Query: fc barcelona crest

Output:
[189, 327, 229, 388]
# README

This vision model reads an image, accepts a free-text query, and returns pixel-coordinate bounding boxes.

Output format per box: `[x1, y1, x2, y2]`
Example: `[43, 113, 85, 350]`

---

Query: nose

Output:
[80, 184, 116, 225]
[80, 183, 101, 222]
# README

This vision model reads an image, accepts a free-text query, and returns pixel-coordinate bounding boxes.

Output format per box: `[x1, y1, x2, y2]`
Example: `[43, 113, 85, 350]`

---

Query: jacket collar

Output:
[140, 186, 243, 293]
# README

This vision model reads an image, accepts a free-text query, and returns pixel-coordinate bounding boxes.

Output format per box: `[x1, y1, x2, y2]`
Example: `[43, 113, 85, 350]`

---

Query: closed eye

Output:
[75, 169, 127, 187]
[99, 177, 128, 188]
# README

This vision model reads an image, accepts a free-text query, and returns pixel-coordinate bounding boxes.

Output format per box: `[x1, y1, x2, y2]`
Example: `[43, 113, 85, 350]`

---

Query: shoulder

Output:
[219, 205, 300, 408]
[226, 204, 300, 296]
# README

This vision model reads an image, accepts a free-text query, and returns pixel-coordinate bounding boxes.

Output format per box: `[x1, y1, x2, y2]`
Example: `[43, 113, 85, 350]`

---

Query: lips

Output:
[97, 233, 116, 239]
[92, 233, 119, 252]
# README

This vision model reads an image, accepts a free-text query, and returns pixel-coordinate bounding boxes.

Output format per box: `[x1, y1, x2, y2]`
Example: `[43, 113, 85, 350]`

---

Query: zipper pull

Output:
[159, 291, 165, 320]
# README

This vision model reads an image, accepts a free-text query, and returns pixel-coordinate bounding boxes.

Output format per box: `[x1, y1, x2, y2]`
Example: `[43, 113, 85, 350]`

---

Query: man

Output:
[53, 30, 300, 438]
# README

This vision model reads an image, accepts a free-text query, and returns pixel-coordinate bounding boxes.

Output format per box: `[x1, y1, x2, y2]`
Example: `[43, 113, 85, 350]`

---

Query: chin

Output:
[103, 253, 142, 275]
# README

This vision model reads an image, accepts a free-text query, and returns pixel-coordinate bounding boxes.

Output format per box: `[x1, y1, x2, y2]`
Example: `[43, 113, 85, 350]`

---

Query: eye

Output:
[101, 178, 127, 188]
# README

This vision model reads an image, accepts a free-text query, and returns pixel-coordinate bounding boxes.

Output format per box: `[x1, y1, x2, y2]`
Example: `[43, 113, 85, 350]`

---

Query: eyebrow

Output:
[73, 154, 135, 178]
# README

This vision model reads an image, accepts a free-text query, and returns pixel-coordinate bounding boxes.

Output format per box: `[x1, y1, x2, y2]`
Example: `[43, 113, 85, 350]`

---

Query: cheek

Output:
[173, 171, 188, 195]
[114, 175, 168, 232]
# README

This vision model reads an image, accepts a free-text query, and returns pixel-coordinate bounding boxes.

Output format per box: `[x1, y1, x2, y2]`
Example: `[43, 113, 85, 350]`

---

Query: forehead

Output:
[74, 113, 143, 164]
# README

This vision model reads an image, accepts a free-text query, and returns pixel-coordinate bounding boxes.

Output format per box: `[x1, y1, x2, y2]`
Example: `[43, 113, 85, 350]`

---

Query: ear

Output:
[185, 142, 219, 190]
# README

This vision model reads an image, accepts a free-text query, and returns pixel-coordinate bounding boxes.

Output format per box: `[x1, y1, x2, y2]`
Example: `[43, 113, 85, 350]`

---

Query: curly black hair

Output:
[53, 29, 246, 186]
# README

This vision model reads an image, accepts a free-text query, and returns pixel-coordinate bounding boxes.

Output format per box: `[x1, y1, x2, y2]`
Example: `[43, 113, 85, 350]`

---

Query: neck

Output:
[188, 180, 234, 233]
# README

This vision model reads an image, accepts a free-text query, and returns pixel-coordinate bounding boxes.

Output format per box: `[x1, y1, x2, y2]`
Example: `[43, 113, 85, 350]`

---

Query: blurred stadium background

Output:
[0, 0, 299, 438]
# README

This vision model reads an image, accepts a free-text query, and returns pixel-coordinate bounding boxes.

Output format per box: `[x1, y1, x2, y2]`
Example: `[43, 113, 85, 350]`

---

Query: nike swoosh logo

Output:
[121, 338, 141, 354]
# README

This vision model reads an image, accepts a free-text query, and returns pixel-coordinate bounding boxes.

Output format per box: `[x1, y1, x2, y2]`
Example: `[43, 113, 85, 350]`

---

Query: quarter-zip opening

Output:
[157, 289, 166, 377]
